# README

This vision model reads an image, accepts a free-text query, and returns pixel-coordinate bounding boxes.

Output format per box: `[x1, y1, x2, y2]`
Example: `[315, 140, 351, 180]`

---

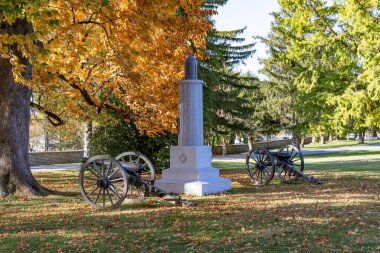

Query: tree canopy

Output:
[1, 0, 212, 134]
[260, 0, 380, 141]
[200, 28, 257, 145]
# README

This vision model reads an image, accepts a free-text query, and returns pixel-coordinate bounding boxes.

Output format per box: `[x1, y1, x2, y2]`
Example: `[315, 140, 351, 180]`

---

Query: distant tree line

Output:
[257, 0, 380, 145]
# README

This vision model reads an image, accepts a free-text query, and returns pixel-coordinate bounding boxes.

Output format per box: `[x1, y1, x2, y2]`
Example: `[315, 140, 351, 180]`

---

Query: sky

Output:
[213, 0, 280, 75]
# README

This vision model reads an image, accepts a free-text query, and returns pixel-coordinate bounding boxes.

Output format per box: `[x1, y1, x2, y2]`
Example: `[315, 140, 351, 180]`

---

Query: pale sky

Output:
[213, 0, 280, 76]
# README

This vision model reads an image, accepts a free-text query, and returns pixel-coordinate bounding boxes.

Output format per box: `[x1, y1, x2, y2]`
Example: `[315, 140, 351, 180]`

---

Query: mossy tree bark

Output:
[0, 18, 48, 197]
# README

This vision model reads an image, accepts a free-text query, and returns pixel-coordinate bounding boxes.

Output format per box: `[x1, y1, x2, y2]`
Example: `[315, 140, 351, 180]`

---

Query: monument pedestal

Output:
[155, 146, 231, 196]
[155, 56, 231, 196]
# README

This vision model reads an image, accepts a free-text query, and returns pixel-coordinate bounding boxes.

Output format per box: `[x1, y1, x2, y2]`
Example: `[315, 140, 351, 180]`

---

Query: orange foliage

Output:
[1, 0, 213, 134]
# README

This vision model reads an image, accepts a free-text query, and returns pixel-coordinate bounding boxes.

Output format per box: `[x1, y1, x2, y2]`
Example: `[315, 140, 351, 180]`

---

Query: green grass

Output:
[303, 139, 380, 150]
[1, 151, 379, 252]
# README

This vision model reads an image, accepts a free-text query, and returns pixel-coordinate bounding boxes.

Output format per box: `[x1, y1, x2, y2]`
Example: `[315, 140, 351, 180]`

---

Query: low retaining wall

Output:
[29, 138, 313, 165]
[212, 137, 312, 155]
[29, 150, 84, 166]
[212, 144, 249, 156]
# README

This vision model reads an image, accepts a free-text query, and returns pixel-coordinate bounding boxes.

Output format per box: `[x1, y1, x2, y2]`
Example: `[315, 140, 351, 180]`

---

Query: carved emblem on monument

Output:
[179, 153, 187, 163]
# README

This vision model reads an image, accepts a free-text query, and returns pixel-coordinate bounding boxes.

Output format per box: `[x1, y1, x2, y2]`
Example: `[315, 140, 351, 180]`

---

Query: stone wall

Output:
[212, 137, 312, 155]
[212, 144, 249, 156]
[29, 150, 84, 166]
[29, 137, 313, 165]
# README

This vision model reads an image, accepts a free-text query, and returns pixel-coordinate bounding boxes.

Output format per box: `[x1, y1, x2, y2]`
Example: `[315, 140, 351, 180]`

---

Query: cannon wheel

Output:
[246, 148, 275, 185]
[115, 152, 155, 203]
[79, 155, 128, 209]
[277, 145, 304, 182]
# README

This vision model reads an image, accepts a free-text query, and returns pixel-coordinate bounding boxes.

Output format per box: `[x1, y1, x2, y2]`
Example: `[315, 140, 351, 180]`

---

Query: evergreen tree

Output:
[199, 1, 258, 146]
[257, 10, 313, 146]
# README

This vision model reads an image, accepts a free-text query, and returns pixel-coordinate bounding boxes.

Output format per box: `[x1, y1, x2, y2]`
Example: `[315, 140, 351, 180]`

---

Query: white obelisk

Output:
[155, 56, 231, 195]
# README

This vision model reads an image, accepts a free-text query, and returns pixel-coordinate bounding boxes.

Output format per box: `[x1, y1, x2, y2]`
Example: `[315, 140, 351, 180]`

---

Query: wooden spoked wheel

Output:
[79, 155, 128, 209]
[115, 152, 156, 203]
[246, 148, 276, 185]
[277, 145, 304, 182]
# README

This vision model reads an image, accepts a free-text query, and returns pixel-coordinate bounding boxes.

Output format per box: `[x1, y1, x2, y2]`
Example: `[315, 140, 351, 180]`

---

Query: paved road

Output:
[31, 143, 380, 171]
[31, 163, 81, 172]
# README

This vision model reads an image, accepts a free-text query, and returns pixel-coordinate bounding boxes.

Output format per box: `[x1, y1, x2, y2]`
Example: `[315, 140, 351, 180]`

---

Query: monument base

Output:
[155, 146, 231, 196]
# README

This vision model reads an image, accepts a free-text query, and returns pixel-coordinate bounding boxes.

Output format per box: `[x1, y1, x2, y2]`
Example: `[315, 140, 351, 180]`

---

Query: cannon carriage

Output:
[79, 145, 323, 209]
[79, 152, 196, 209]
[245, 145, 324, 186]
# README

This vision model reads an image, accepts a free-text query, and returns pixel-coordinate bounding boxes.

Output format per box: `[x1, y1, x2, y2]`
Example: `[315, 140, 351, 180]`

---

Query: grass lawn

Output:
[303, 139, 380, 150]
[1, 151, 379, 252]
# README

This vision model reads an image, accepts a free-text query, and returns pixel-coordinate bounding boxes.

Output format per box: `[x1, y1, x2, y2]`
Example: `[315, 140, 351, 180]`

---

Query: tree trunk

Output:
[43, 121, 49, 151]
[358, 131, 365, 144]
[320, 136, 326, 144]
[293, 137, 301, 150]
[312, 136, 316, 143]
[222, 141, 228, 156]
[83, 121, 93, 158]
[0, 18, 47, 197]
[292, 132, 301, 150]
[248, 135, 254, 151]
[328, 134, 333, 142]
[211, 136, 216, 155]
[300, 137, 305, 148]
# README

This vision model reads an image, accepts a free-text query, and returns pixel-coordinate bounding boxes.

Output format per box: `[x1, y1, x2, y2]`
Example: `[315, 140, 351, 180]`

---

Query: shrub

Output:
[91, 121, 177, 170]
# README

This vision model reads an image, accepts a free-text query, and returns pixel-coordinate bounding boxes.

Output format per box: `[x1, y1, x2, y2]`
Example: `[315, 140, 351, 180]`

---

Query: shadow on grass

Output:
[2, 165, 380, 252]
[1, 185, 379, 253]
[219, 168, 380, 196]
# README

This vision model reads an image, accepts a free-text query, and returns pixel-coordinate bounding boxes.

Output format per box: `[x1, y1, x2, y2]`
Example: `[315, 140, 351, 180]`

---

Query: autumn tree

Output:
[0, 0, 211, 197]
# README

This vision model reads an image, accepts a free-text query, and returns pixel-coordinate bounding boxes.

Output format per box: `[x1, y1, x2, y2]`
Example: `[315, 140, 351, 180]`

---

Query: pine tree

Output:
[257, 11, 310, 146]
[199, 1, 258, 146]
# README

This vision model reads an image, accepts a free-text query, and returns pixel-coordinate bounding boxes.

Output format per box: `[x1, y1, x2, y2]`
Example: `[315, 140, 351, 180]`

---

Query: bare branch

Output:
[55, 73, 135, 121]
[30, 102, 64, 126]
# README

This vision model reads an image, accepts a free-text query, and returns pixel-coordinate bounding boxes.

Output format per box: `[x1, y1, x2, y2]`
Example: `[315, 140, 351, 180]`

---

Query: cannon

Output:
[245, 145, 324, 185]
[79, 152, 197, 209]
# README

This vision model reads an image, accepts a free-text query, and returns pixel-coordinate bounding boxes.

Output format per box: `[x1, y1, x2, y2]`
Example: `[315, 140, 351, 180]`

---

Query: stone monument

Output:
[155, 56, 231, 196]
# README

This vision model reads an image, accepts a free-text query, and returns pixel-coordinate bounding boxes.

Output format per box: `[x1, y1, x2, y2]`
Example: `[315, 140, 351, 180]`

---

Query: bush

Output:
[91, 121, 177, 170]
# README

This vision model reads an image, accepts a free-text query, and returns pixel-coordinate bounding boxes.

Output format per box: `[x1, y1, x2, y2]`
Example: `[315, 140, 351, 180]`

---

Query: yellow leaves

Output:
[2, 0, 212, 134]
[0, 34, 35, 46]
[1, 53, 10, 59]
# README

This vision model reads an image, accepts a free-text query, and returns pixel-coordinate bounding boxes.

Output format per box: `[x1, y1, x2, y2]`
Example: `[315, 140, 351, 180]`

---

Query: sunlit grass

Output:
[1, 152, 379, 252]
[303, 139, 380, 150]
